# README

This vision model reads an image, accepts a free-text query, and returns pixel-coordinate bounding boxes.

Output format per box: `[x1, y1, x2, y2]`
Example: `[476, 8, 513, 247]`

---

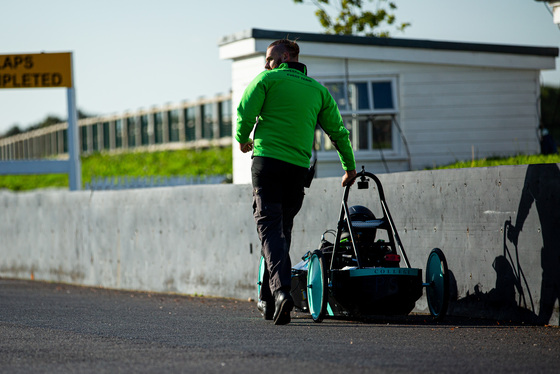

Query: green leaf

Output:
[293, 0, 411, 37]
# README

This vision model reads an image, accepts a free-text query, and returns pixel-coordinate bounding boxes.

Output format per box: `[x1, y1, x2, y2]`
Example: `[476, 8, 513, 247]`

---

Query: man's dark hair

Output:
[268, 39, 300, 60]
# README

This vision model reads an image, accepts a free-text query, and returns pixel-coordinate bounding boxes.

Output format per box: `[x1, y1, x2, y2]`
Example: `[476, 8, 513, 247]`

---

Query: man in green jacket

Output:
[237, 39, 356, 325]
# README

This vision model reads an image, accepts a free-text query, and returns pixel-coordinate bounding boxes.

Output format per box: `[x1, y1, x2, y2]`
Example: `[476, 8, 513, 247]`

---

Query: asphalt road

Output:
[0, 279, 558, 374]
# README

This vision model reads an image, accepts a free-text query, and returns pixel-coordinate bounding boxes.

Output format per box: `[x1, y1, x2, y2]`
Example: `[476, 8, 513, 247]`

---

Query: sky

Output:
[1, 0, 560, 135]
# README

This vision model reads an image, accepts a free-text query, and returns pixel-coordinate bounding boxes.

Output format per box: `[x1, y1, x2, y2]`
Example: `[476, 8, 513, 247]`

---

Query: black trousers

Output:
[252, 157, 308, 300]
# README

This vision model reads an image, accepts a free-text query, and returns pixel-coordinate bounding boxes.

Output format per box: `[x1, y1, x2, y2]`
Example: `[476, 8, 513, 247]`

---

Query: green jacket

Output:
[236, 62, 355, 171]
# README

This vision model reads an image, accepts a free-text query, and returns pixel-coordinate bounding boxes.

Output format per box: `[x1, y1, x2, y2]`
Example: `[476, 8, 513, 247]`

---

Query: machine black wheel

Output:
[307, 250, 328, 323]
[425, 248, 449, 320]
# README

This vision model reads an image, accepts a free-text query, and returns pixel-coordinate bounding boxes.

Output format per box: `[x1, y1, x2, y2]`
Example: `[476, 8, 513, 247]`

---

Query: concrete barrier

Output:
[1, 165, 558, 325]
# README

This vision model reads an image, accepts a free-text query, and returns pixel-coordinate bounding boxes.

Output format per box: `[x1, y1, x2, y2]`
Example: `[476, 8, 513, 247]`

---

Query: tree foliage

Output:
[294, 0, 410, 37]
[2, 125, 23, 139]
[1, 109, 95, 138]
[30, 115, 64, 130]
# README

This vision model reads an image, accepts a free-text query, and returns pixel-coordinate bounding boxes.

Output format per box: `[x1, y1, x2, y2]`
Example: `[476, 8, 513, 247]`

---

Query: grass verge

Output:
[0, 146, 233, 191]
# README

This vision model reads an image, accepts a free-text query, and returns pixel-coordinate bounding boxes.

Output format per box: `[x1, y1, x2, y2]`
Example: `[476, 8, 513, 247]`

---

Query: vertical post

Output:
[121, 117, 129, 149]
[148, 112, 155, 145]
[67, 53, 81, 191]
[178, 104, 186, 142]
[213, 100, 220, 139]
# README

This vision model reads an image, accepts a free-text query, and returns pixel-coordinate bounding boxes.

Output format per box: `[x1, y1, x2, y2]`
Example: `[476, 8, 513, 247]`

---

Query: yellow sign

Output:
[0, 52, 72, 89]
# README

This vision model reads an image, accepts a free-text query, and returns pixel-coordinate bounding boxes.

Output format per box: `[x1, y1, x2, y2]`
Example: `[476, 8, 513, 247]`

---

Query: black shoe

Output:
[273, 290, 294, 325]
[257, 299, 274, 320]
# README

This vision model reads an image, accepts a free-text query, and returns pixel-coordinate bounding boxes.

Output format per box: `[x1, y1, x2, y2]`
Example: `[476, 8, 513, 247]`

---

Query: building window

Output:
[219, 99, 232, 138]
[62, 129, 68, 153]
[81, 126, 88, 153]
[202, 103, 214, 140]
[103, 122, 110, 150]
[184, 107, 196, 141]
[318, 78, 398, 153]
[127, 117, 137, 148]
[140, 115, 149, 146]
[115, 119, 123, 148]
[168, 110, 180, 142]
[92, 123, 99, 152]
[154, 112, 163, 144]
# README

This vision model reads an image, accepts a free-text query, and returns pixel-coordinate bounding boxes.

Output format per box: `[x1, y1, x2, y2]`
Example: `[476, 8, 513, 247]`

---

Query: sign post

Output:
[0, 52, 81, 190]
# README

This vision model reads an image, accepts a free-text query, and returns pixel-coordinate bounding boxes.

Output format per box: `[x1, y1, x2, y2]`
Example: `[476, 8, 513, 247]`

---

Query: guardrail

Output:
[85, 175, 229, 190]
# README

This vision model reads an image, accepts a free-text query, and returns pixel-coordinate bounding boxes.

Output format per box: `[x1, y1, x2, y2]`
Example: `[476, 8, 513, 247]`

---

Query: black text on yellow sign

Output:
[0, 52, 72, 89]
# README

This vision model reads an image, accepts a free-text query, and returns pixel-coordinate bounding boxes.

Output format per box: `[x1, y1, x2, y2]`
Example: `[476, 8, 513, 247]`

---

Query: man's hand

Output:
[239, 140, 253, 153]
[342, 169, 357, 187]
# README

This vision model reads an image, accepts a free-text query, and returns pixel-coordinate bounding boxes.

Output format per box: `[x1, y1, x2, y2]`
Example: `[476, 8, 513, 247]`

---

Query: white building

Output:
[219, 28, 558, 184]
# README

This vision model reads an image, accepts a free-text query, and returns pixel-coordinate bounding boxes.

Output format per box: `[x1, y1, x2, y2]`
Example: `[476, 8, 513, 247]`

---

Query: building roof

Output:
[219, 28, 558, 58]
